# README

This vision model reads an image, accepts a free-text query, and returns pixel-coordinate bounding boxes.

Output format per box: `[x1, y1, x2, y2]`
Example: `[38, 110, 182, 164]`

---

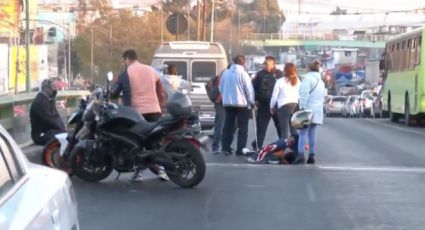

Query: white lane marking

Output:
[364, 118, 425, 137]
[206, 162, 425, 174]
[244, 184, 265, 188]
[306, 183, 317, 202]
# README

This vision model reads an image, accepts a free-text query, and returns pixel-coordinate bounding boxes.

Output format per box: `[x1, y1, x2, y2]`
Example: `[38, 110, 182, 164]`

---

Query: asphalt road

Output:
[67, 118, 425, 230]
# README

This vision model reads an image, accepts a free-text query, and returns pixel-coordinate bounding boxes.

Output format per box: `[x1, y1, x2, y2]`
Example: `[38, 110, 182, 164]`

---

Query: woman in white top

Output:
[270, 63, 301, 139]
[160, 64, 190, 98]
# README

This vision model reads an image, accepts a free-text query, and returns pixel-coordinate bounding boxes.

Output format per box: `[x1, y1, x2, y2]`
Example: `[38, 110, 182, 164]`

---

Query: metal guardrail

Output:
[0, 90, 90, 145]
[243, 33, 395, 42]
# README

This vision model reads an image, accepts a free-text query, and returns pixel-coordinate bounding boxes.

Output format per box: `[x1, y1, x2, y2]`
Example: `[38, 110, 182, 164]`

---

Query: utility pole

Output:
[298, 0, 301, 15]
[161, 0, 164, 43]
[229, 17, 232, 59]
[238, 9, 241, 34]
[90, 27, 93, 82]
[109, 24, 112, 69]
[202, 0, 207, 41]
[187, 0, 190, 40]
[25, 0, 30, 92]
[68, 23, 71, 87]
[197, 0, 201, 41]
[210, 0, 215, 42]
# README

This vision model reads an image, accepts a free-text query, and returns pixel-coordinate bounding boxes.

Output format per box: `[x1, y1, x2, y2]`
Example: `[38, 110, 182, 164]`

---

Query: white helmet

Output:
[291, 110, 314, 129]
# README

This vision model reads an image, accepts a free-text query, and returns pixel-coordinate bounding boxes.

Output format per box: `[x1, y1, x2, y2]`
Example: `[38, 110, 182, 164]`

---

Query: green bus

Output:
[381, 27, 424, 126]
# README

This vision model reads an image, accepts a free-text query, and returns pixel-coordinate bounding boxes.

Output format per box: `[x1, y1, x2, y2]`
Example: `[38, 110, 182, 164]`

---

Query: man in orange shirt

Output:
[122, 49, 165, 122]
[122, 49, 168, 181]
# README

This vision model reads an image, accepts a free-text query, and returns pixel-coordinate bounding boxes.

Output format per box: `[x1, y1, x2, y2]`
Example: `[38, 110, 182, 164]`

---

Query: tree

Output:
[73, 10, 174, 83]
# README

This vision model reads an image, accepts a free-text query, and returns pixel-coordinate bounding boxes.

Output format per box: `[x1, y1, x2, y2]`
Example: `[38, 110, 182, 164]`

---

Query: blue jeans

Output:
[212, 103, 225, 151]
[297, 124, 317, 156]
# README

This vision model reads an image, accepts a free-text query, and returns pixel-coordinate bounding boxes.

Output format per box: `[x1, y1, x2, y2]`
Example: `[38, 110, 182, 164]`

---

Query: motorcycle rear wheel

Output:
[71, 147, 113, 182]
[42, 138, 73, 175]
[165, 140, 206, 188]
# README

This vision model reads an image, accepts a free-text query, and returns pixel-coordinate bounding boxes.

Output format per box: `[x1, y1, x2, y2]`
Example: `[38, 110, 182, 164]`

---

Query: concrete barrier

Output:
[0, 90, 90, 146]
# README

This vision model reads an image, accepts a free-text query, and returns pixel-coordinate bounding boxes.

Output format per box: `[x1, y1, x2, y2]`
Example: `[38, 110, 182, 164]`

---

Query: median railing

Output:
[242, 33, 395, 42]
[0, 90, 90, 146]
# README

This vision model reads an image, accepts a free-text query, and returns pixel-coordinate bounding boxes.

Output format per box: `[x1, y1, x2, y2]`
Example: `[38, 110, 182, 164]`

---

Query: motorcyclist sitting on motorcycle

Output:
[30, 79, 67, 145]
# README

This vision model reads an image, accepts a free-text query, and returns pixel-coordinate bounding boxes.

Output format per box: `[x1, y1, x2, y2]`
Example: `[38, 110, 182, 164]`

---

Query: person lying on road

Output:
[245, 135, 298, 164]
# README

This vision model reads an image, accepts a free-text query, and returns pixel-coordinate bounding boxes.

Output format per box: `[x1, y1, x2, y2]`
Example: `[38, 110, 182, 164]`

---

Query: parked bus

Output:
[381, 27, 424, 125]
[151, 41, 228, 128]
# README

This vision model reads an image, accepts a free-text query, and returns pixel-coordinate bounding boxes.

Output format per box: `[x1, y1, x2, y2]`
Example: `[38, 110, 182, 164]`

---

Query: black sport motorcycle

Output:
[69, 89, 208, 188]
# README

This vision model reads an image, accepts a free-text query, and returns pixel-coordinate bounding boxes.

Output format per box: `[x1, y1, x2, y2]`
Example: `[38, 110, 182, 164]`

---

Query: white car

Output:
[0, 125, 79, 230]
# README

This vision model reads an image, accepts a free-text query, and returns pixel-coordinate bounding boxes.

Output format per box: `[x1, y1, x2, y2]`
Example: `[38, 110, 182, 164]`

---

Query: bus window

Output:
[404, 40, 410, 70]
[410, 38, 416, 69]
[396, 42, 401, 71]
[192, 61, 216, 83]
[164, 61, 188, 80]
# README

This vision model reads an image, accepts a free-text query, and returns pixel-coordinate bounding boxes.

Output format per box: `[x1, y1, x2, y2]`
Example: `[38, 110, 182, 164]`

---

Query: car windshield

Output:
[364, 92, 374, 100]
[332, 97, 346, 102]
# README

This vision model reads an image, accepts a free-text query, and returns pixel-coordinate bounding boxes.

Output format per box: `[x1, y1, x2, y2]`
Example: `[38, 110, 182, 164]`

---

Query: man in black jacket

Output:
[30, 79, 66, 145]
[251, 56, 283, 149]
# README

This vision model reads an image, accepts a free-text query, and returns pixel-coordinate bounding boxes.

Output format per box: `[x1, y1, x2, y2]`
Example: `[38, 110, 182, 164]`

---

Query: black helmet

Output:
[166, 92, 192, 117]
[41, 78, 57, 98]
[291, 110, 313, 129]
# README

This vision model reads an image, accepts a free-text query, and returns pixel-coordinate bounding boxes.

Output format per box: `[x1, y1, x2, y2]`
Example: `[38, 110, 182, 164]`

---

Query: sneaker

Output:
[242, 148, 253, 155]
[307, 156, 315, 164]
[158, 172, 169, 181]
[246, 154, 258, 163]
[158, 168, 169, 181]
[293, 155, 305, 164]
[267, 155, 280, 164]
[212, 150, 220, 155]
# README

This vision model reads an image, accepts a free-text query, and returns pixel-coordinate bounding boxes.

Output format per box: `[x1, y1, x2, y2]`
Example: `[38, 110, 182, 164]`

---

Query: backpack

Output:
[256, 73, 276, 101]
[205, 75, 220, 103]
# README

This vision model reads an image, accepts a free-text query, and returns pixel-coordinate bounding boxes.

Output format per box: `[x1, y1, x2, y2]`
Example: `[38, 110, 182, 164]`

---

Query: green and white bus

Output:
[381, 27, 424, 125]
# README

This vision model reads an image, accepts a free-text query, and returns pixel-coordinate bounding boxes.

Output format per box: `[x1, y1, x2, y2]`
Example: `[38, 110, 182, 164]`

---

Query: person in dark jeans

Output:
[270, 63, 300, 139]
[219, 55, 255, 156]
[251, 56, 283, 149]
[211, 65, 231, 154]
[30, 79, 66, 145]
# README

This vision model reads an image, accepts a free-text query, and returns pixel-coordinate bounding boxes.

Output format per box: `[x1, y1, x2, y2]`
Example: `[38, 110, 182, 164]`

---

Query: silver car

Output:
[342, 95, 359, 118]
[324, 96, 347, 117]
[0, 125, 79, 229]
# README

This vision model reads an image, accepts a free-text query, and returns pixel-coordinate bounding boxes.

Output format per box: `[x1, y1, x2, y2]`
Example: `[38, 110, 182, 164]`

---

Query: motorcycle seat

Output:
[130, 119, 157, 137]
[130, 114, 179, 137]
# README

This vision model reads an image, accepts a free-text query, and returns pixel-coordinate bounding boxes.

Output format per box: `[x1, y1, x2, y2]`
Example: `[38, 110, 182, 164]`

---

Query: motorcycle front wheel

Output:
[42, 138, 73, 175]
[165, 140, 206, 188]
[70, 146, 113, 182]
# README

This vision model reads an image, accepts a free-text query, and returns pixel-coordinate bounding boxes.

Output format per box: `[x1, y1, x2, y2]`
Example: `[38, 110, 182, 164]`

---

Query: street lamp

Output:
[25, 0, 30, 92]
[90, 24, 113, 83]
